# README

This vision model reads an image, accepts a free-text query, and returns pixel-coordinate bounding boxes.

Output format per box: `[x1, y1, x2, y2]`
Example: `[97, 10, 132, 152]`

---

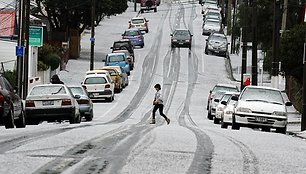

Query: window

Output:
[84, 77, 107, 84]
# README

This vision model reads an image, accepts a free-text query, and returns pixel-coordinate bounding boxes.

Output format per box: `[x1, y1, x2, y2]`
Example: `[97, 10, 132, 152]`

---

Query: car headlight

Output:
[185, 39, 190, 42]
[272, 111, 287, 116]
[208, 45, 213, 49]
[172, 39, 178, 42]
[236, 107, 252, 113]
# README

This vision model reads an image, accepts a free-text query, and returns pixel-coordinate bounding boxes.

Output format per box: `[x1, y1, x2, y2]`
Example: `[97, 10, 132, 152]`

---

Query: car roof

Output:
[244, 85, 281, 91]
[210, 32, 226, 37]
[214, 83, 238, 88]
[86, 69, 110, 75]
[125, 28, 141, 32]
[107, 52, 126, 57]
[131, 16, 146, 20]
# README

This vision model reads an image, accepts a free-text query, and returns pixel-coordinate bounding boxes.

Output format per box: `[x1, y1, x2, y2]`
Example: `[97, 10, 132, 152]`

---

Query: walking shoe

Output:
[166, 118, 170, 125]
[150, 119, 156, 124]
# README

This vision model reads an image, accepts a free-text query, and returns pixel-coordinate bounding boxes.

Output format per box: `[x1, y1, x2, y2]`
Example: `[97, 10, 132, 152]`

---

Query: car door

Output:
[2, 77, 22, 118]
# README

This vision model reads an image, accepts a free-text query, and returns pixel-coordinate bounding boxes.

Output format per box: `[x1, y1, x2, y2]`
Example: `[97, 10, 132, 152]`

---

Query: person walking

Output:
[151, 84, 170, 124]
[51, 74, 64, 84]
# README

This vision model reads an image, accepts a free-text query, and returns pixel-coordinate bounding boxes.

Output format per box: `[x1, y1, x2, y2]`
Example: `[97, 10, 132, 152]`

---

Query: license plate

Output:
[93, 93, 99, 96]
[255, 117, 267, 122]
[42, 100, 54, 106]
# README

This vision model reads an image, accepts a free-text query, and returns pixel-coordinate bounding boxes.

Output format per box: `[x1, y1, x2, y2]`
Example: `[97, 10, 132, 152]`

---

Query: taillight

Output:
[78, 99, 89, 104]
[62, 99, 72, 105]
[105, 84, 111, 88]
[26, 100, 35, 107]
[0, 95, 4, 104]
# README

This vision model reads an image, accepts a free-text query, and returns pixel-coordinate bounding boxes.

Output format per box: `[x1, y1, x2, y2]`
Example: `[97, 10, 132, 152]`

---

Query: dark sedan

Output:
[0, 75, 25, 129]
[170, 29, 193, 49]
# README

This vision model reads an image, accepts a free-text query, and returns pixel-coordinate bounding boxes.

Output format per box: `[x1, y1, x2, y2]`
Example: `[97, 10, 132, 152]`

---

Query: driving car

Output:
[128, 16, 149, 33]
[205, 32, 229, 57]
[170, 29, 193, 49]
[113, 50, 134, 70]
[220, 92, 240, 129]
[81, 70, 115, 102]
[140, 0, 157, 13]
[111, 39, 135, 59]
[68, 85, 93, 121]
[231, 86, 292, 134]
[0, 75, 25, 129]
[207, 83, 239, 120]
[100, 66, 129, 89]
[25, 84, 81, 124]
[105, 53, 131, 76]
[122, 28, 144, 48]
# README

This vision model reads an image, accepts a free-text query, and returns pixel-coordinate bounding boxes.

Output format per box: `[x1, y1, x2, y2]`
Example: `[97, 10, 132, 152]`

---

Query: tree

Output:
[279, 23, 306, 84]
[34, 0, 128, 35]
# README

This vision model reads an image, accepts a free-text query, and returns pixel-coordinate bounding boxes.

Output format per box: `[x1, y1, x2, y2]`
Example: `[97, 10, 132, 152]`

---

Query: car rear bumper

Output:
[171, 41, 191, 48]
[234, 113, 287, 128]
[88, 90, 113, 99]
[25, 107, 76, 121]
[79, 105, 92, 115]
[207, 48, 227, 56]
[223, 113, 233, 124]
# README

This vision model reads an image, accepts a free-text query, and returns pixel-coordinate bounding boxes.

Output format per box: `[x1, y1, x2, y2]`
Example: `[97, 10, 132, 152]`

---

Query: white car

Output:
[25, 84, 81, 124]
[128, 16, 149, 33]
[220, 92, 240, 129]
[214, 92, 238, 124]
[202, 19, 222, 35]
[231, 86, 292, 133]
[82, 70, 115, 102]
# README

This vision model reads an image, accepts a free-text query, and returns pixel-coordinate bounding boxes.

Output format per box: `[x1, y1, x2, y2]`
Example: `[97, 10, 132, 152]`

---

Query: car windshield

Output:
[108, 55, 125, 62]
[30, 85, 66, 95]
[131, 19, 145, 24]
[210, 35, 227, 42]
[214, 91, 225, 100]
[84, 77, 107, 84]
[69, 87, 85, 95]
[212, 86, 238, 94]
[240, 88, 284, 104]
[173, 30, 190, 37]
[205, 21, 220, 27]
[106, 69, 118, 76]
[221, 94, 232, 102]
[124, 30, 141, 36]
[113, 42, 131, 50]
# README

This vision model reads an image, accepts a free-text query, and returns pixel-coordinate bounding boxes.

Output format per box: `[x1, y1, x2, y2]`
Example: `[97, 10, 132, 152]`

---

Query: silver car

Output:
[68, 86, 93, 121]
[231, 86, 292, 133]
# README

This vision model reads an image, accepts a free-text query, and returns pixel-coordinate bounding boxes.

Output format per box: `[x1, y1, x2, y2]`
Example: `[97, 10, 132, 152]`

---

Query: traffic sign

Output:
[16, 46, 24, 57]
[90, 37, 95, 41]
[29, 26, 43, 47]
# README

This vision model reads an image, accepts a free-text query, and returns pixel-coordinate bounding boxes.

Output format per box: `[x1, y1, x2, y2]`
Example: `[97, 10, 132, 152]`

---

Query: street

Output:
[1, 1, 306, 174]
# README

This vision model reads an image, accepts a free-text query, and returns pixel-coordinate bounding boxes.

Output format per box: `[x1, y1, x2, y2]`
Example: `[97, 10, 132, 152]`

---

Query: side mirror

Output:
[170, 34, 173, 36]
[214, 98, 220, 102]
[231, 95, 239, 101]
[206, 39, 208, 41]
[285, 101, 292, 106]
[221, 101, 227, 105]
[74, 95, 81, 99]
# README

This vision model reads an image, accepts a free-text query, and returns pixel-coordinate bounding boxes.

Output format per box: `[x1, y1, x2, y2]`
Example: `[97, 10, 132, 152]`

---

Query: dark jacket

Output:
[51, 74, 64, 84]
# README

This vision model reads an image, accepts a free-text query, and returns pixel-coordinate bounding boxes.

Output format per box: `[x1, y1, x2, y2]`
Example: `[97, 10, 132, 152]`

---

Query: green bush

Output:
[45, 53, 60, 70]
[2, 70, 17, 89]
[37, 61, 49, 71]
[38, 44, 63, 71]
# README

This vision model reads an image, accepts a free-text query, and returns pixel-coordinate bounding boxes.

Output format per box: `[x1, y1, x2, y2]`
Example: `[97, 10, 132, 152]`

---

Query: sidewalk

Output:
[227, 50, 306, 139]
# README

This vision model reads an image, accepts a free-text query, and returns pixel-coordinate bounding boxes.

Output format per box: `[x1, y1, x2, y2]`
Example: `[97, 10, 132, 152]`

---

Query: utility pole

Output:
[302, 4, 306, 131]
[271, 0, 281, 89]
[134, 0, 137, 12]
[230, 0, 237, 54]
[281, 0, 288, 35]
[227, 0, 232, 34]
[22, 0, 30, 99]
[251, 0, 258, 85]
[90, 0, 95, 70]
[17, 0, 25, 97]
[240, 0, 248, 91]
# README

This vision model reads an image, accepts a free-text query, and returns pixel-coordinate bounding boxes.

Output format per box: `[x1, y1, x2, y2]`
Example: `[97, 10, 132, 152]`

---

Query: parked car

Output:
[208, 91, 225, 121]
[25, 84, 81, 124]
[170, 29, 193, 49]
[122, 28, 144, 48]
[105, 53, 131, 76]
[205, 32, 229, 57]
[231, 86, 292, 134]
[214, 92, 240, 125]
[97, 67, 123, 92]
[207, 83, 239, 120]
[128, 16, 149, 33]
[100, 66, 129, 89]
[140, 0, 157, 13]
[68, 85, 93, 121]
[113, 50, 134, 70]
[0, 75, 25, 129]
[81, 70, 115, 102]
[202, 19, 222, 36]
[221, 92, 240, 129]
[111, 39, 135, 59]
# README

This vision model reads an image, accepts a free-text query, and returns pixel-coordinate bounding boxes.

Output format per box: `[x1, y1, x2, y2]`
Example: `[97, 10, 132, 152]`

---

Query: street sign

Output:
[15, 46, 24, 57]
[29, 26, 43, 47]
[243, 74, 251, 86]
[90, 37, 95, 41]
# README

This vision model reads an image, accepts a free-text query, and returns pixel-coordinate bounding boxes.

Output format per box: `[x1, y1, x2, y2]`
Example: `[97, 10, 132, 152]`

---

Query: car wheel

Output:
[15, 110, 26, 128]
[276, 126, 286, 134]
[231, 116, 240, 130]
[154, 8, 157, 12]
[205, 47, 208, 54]
[127, 72, 130, 76]
[213, 117, 220, 124]
[141, 44, 144, 48]
[146, 29, 149, 33]
[140, 9, 144, 13]
[221, 120, 228, 129]
[85, 111, 93, 121]
[207, 112, 213, 120]
[4, 108, 15, 129]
